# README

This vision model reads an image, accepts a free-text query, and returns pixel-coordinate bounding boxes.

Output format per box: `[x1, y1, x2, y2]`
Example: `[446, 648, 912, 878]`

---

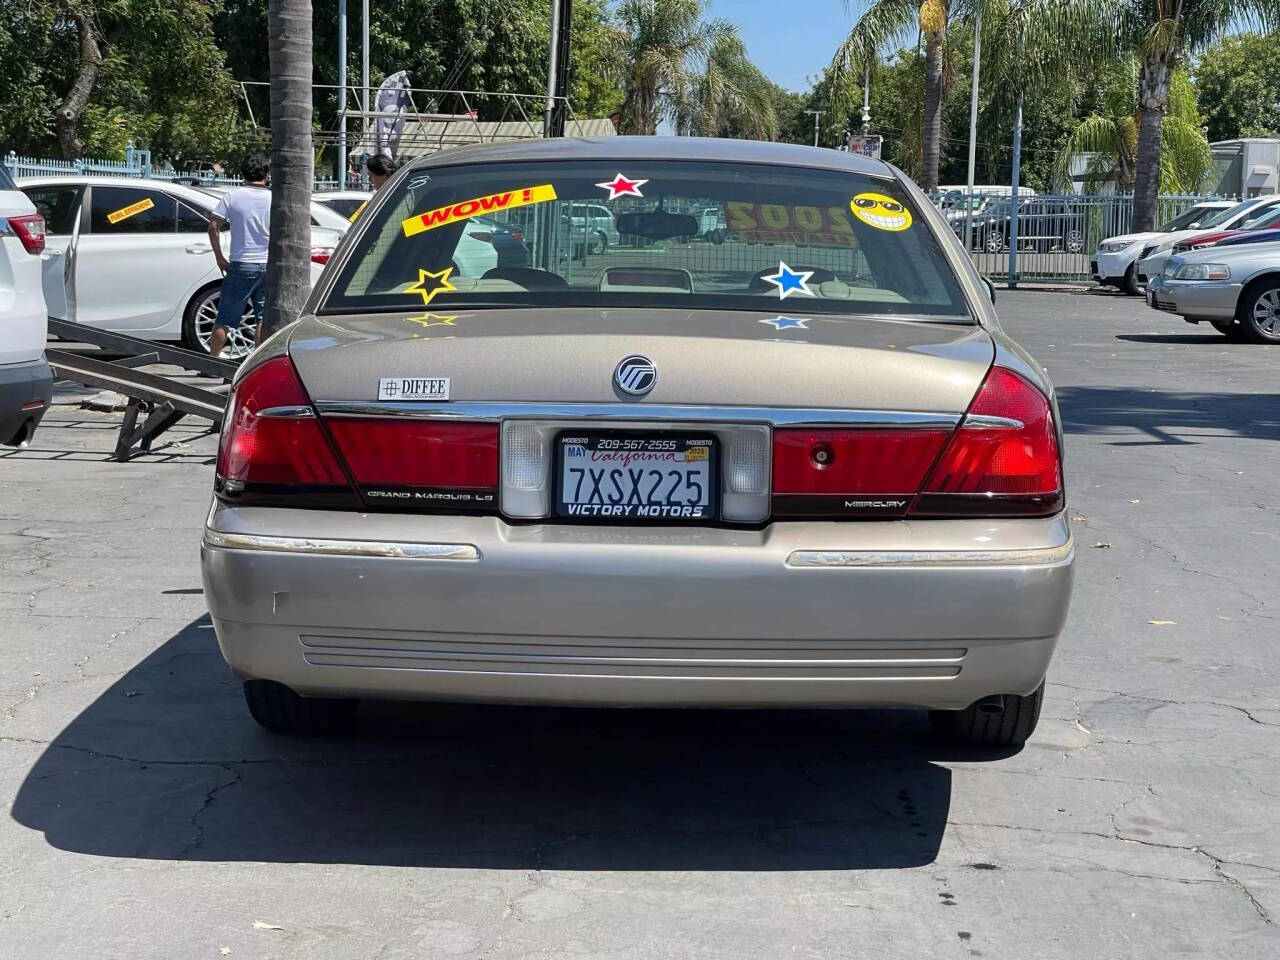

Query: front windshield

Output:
[324, 159, 970, 320]
[1199, 199, 1256, 229]
[1158, 205, 1218, 232]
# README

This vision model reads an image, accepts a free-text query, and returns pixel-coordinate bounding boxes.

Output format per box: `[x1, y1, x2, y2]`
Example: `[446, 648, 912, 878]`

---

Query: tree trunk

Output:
[55, 14, 107, 160]
[1132, 54, 1174, 232]
[263, 0, 314, 339]
[921, 29, 943, 192]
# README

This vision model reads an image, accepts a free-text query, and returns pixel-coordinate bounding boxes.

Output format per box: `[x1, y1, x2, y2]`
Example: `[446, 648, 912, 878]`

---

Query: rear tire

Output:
[243, 679, 358, 735]
[1209, 318, 1242, 339]
[928, 681, 1044, 746]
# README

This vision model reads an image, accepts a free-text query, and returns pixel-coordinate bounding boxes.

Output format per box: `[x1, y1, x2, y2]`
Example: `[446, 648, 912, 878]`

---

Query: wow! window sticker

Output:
[402, 184, 557, 237]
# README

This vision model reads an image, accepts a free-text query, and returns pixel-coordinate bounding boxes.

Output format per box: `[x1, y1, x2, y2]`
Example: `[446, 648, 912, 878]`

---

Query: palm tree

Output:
[1053, 60, 1211, 193]
[262, 0, 314, 339]
[1087, 0, 1280, 230]
[616, 0, 775, 137]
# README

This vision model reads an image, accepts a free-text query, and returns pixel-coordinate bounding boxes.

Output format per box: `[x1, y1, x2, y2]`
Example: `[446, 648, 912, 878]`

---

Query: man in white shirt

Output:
[206, 155, 271, 356]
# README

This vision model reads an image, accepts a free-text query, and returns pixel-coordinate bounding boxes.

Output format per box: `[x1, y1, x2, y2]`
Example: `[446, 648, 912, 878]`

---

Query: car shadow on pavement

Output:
[11, 616, 981, 871]
[1056, 386, 1280, 445]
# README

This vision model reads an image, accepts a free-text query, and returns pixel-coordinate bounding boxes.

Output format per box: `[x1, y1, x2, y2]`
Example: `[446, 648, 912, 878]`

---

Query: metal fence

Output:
[929, 191, 1236, 286]
[2, 147, 340, 191]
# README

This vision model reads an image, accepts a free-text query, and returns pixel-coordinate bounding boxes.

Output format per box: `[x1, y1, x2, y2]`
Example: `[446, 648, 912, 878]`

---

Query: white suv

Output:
[0, 165, 51, 447]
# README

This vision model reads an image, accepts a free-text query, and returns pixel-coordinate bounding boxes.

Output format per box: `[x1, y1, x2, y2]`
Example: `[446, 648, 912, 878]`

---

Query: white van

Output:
[0, 165, 51, 447]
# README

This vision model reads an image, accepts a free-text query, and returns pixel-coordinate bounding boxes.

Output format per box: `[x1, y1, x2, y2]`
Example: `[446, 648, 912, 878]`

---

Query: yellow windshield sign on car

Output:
[850, 193, 912, 231]
[349, 200, 368, 221]
[404, 266, 456, 305]
[107, 197, 155, 225]
[402, 184, 557, 237]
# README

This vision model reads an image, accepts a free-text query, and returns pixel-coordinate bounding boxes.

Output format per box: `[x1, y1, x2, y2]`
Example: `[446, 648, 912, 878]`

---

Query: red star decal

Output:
[596, 172, 649, 200]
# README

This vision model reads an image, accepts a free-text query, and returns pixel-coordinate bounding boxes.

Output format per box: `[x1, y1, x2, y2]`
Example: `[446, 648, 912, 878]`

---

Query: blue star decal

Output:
[759, 315, 810, 330]
[762, 261, 815, 299]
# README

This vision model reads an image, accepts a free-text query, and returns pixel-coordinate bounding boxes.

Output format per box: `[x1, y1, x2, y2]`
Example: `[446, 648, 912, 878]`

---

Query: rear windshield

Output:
[322, 159, 971, 320]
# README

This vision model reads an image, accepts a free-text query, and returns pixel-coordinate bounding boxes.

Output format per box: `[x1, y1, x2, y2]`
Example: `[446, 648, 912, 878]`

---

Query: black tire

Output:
[588, 230, 607, 255]
[1236, 278, 1280, 344]
[243, 679, 358, 735]
[1122, 263, 1142, 296]
[928, 681, 1044, 747]
[181, 284, 221, 352]
[1209, 318, 1242, 339]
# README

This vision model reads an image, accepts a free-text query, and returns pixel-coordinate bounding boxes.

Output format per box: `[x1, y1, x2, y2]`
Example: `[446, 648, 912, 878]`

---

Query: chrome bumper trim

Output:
[202, 530, 480, 561]
[786, 539, 1074, 568]
[314, 400, 963, 429]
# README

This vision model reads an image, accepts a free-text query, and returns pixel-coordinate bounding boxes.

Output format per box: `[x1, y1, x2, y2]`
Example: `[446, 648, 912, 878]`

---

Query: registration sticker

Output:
[107, 197, 155, 224]
[683, 446, 709, 462]
[402, 184, 557, 237]
[377, 377, 450, 401]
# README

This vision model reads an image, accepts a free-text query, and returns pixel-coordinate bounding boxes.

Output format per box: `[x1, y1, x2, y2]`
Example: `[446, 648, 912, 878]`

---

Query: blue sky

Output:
[706, 0, 862, 92]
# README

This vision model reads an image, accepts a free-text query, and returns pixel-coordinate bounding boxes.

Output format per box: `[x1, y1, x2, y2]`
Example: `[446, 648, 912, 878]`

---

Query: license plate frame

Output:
[554, 430, 718, 521]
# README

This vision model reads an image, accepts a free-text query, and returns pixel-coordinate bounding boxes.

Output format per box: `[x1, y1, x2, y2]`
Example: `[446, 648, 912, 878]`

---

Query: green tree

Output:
[614, 0, 774, 137]
[1055, 58, 1209, 192]
[1193, 33, 1280, 142]
[0, 1, 238, 161]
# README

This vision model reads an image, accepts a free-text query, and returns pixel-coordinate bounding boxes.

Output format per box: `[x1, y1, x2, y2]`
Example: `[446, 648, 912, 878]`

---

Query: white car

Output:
[1134, 194, 1280, 289]
[1092, 200, 1235, 294]
[313, 189, 372, 220]
[0, 165, 52, 447]
[563, 202, 620, 254]
[18, 177, 346, 357]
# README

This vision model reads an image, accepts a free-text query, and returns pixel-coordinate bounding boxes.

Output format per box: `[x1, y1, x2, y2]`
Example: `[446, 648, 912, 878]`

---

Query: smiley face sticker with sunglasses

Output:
[850, 192, 913, 232]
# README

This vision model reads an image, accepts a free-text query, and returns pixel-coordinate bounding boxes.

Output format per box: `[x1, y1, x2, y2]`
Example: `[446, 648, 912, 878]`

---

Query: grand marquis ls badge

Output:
[613, 355, 657, 397]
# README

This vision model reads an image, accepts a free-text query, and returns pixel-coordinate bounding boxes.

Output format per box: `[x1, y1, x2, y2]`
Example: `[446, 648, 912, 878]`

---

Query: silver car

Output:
[1147, 241, 1280, 342]
[201, 137, 1075, 745]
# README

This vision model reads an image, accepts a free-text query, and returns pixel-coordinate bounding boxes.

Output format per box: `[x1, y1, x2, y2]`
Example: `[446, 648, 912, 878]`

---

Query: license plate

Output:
[556, 432, 716, 520]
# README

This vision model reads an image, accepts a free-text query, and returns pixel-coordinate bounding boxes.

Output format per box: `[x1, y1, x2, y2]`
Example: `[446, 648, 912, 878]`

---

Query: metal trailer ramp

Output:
[46, 319, 235, 461]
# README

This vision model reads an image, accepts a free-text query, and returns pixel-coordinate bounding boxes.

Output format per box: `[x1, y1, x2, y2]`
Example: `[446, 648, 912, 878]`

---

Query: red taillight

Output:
[216, 356, 357, 504]
[469, 232, 494, 243]
[325, 420, 499, 492]
[913, 366, 1062, 516]
[310, 248, 332, 265]
[8, 214, 45, 255]
[772, 428, 951, 517]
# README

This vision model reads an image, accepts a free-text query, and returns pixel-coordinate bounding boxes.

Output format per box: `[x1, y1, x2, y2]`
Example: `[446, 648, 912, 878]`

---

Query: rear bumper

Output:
[201, 505, 1075, 710]
[0, 356, 53, 446]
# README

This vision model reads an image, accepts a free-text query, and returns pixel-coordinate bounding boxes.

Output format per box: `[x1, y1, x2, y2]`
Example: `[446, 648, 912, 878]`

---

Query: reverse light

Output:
[4, 213, 46, 255]
[913, 366, 1063, 517]
[216, 355, 358, 507]
[1174, 262, 1230, 281]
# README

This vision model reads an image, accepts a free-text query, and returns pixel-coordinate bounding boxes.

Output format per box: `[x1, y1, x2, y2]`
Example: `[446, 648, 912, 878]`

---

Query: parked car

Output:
[202, 136, 1074, 745]
[957, 197, 1084, 253]
[1091, 200, 1235, 294]
[1167, 207, 1280, 255]
[312, 189, 372, 220]
[563, 202, 620, 254]
[941, 186, 1038, 225]
[0, 165, 52, 447]
[1135, 194, 1280, 287]
[1146, 240, 1280, 342]
[18, 177, 344, 358]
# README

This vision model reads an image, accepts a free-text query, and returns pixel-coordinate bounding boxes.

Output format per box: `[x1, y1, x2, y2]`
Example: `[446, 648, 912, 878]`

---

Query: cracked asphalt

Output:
[1, 289, 1277, 959]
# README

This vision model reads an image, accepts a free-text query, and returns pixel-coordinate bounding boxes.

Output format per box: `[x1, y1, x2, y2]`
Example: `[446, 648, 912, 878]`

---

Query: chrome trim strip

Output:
[257, 405, 315, 419]
[315, 401, 963, 428]
[963, 414, 1023, 430]
[786, 539, 1074, 569]
[202, 530, 480, 560]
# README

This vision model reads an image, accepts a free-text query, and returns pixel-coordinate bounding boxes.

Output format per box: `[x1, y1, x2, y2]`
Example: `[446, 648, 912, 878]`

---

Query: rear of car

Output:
[0, 166, 52, 447]
[201, 139, 1074, 744]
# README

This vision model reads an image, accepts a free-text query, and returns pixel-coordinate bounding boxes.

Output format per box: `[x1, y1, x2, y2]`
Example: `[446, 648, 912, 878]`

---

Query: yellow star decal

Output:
[404, 313, 458, 328]
[404, 266, 456, 306]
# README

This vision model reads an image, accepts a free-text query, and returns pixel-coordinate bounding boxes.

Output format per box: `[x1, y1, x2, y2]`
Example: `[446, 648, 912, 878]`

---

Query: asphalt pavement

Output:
[1, 289, 1277, 959]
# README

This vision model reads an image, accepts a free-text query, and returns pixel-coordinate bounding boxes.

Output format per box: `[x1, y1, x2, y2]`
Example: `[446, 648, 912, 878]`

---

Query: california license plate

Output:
[556, 432, 717, 520]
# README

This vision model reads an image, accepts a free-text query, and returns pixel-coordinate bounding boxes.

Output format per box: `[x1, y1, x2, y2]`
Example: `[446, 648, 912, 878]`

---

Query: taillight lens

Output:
[772, 428, 951, 518]
[326, 419, 499, 500]
[216, 356, 358, 506]
[310, 247, 333, 265]
[8, 214, 46, 255]
[914, 366, 1063, 516]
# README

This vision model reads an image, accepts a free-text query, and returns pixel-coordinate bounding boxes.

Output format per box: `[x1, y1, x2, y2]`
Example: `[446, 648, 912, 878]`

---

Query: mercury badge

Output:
[613, 355, 657, 397]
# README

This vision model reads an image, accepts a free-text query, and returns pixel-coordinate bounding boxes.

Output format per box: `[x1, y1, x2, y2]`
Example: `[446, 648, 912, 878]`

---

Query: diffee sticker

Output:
[595, 173, 648, 200]
[402, 184, 557, 236]
[377, 377, 451, 401]
[405, 266, 456, 305]
[850, 192, 912, 231]
[107, 197, 155, 224]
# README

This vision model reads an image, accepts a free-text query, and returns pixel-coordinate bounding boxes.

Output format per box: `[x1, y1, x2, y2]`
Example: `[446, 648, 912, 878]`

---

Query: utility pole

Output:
[1008, 10, 1025, 289]
[544, 0, 562, 137]
[805, 109, 822, 147]
[861, 63, 871, 133]
[337, 0, 347, 189]
[964, 5, 982, 259]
